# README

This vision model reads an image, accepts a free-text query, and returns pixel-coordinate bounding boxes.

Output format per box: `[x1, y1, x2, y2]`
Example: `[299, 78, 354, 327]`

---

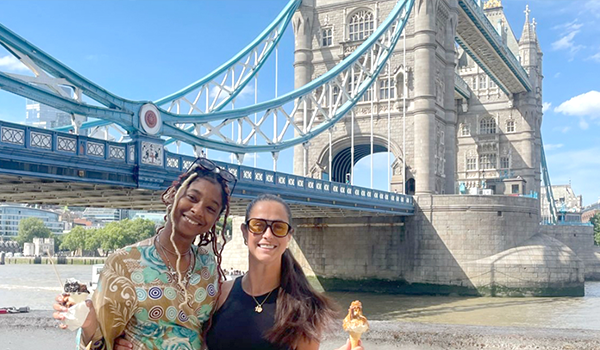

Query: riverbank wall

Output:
[2, 311, 600, 350]
[3, 257, 106, 265]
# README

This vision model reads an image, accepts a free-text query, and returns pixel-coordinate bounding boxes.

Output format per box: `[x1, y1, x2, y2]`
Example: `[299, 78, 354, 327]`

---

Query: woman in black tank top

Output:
[205, 195, 361, 350]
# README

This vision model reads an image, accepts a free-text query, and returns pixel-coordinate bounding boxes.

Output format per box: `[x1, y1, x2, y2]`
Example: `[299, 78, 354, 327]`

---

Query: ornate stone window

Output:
[321, 27, 333, 47]
[466, 151, 477, 170]
[471, 76, 477, 90]
[460, 123, 470, 136]
[478, 74, 487, 89]
[379, 78, 396, 100]
[500, 155, 510, 169]
[506, 119, 515, 133]
[348, 10, 374, 41]
[479, 116, 496, 134]
[479, 154, 497, 170]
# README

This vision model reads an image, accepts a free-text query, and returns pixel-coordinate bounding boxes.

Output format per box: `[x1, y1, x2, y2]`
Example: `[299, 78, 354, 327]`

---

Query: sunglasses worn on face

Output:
[246, 218, 292, 238]
[188, 157, 238, 194]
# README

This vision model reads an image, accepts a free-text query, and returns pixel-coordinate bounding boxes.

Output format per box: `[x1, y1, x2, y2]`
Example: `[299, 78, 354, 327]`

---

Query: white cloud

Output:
[552, 126, 571, 133]
[586, 52, 600, 63]
[0, 55, 28, 72]
[551, 20, 585, 58]
[544, 144, 563, 151]
[542, 102, 552, 113]
[552, 31, 577, 51]
[546, 147, 600, 205]
[585, 0, 600, 17]
[554, 72, 561, 78]
[554, 91, 600, 118]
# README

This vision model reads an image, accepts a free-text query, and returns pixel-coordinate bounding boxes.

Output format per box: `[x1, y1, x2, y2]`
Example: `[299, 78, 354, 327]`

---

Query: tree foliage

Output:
[60, 218, 156, 256]
[60, 226, 89, 255]
[16, 217, 52, 246]
[591, 213, 600, 246]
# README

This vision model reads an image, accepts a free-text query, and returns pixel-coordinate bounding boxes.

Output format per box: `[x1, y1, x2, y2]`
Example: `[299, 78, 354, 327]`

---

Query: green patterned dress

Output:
[77, 237, 218, 350]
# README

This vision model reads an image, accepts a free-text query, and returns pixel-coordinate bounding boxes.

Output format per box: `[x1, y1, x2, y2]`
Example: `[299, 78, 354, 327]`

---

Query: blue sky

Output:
[0, 0, 598, 205]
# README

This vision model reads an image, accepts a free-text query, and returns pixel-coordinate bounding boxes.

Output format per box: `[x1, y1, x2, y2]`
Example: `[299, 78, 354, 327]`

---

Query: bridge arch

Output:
[316, 134, 403, 183]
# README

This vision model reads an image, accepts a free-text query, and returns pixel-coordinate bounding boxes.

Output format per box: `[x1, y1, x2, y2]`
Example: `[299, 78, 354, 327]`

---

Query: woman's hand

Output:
[114, 336, 133, 350]
[52, 293, 98, 343]
[52, 293, 70, 329]
[334, 339, 364, 350]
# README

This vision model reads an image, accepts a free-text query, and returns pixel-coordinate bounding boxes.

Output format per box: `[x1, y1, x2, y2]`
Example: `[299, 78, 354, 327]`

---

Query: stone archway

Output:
[316, 135, 403, 184]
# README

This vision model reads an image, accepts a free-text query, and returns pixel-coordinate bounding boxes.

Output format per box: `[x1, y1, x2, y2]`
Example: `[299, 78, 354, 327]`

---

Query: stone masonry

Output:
[220, 0, 592, 297]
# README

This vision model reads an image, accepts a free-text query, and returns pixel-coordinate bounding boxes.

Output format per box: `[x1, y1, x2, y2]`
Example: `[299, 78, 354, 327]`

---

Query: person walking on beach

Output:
[54, 158, 236, 350]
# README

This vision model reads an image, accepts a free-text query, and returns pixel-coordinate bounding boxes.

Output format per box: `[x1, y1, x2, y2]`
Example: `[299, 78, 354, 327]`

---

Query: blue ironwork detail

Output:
[30, 131, 52, 149]
[87, 142, 105, 157]
[541, 136, 558, 225]
[57, 136, 76, 153]
[1, 126, 25, 145]
[108, 146, 126, 161]
[156, 0, 415, 153]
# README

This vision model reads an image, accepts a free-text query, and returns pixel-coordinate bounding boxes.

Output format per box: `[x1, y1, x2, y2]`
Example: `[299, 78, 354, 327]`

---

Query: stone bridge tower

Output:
[292, 0, 543, 198]
[292, 0, 460, 195]
[456, 1, 543, 198]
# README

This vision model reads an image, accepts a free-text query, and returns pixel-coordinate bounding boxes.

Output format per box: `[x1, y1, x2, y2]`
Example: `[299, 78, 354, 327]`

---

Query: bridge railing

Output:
[164, 151, 414, 210]
[454, 72, 471, 99]
[0, 120, 134, 165]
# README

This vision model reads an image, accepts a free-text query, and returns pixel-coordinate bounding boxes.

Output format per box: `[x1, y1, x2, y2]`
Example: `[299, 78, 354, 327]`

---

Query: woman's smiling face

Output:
[243, 200, 292, 265]
[174, 178, 223, 238]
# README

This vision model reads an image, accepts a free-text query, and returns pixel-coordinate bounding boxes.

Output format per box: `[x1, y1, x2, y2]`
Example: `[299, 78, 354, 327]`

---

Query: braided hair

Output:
[159, 166, 232, 309]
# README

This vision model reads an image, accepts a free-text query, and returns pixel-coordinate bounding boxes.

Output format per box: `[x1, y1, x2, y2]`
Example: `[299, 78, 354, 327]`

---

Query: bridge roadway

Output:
[0, 120, 413, 217]
[456, 0, 532, 95]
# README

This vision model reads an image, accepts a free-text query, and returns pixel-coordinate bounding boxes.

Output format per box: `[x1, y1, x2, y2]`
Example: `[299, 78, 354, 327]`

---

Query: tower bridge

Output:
[0, 0, 596, 296]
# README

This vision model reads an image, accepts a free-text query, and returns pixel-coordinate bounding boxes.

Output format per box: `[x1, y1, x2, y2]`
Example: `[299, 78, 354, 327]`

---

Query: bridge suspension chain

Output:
[540, 137, 558, 225]
[159, 0, 415, 154]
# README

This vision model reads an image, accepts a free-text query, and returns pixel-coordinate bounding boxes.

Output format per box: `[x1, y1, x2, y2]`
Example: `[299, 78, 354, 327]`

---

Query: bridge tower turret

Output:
[517, 4, 543, 199]
[293, 0, 316, 177]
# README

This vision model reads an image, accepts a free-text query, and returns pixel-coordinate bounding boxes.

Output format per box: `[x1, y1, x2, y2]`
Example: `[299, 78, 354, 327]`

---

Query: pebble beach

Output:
[3, 311, 600, 350]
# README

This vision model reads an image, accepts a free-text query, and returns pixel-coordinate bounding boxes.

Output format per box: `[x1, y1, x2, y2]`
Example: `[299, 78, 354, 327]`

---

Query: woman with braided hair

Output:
[53, 158, 236, 350]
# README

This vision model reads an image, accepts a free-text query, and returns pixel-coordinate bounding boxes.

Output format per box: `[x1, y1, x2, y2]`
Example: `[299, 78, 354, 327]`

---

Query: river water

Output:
[2, 264, 600, 330]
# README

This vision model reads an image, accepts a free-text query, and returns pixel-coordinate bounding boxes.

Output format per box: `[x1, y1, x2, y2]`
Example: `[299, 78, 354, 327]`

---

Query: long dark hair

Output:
[245, 194, 338, 348]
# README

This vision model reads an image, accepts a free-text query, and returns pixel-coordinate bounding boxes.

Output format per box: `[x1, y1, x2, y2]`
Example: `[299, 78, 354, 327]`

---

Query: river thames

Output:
[2, 263, 600, 330]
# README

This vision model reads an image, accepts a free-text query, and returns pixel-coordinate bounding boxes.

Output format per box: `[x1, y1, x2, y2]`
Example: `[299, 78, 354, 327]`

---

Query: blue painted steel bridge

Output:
[0, 0, 555, 219]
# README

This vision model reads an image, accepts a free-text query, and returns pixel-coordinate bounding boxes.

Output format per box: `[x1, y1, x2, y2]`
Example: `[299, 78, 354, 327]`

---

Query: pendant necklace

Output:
[155, 235, 194, 285]
[251, 289, 275, 313]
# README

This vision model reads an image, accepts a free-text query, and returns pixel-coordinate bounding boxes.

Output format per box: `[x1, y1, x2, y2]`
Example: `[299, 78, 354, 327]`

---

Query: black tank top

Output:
[205, 277, 289, 350]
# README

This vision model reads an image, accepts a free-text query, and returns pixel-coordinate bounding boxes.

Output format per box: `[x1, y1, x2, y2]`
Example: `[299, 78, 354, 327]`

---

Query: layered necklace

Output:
[155, 235, 195, 285]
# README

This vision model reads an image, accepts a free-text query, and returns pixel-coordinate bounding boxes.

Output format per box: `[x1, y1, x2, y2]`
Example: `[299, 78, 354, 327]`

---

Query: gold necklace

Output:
[251, 289, 275, 313]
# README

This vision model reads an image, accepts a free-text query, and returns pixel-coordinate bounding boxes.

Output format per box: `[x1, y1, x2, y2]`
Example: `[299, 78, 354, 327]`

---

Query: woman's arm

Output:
[295, 338, 364, 350]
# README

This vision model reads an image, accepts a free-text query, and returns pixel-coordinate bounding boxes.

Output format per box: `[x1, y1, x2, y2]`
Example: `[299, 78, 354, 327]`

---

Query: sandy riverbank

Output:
[2, 311, 600, 350]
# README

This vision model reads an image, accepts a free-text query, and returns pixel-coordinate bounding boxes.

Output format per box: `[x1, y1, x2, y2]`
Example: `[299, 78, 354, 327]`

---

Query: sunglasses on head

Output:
[188, 157, 237, 194]
[245, 218, 292, 238]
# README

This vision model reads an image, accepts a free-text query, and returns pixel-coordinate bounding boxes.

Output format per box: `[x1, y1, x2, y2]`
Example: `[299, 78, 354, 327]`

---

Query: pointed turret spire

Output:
[520, 5, 532, 43]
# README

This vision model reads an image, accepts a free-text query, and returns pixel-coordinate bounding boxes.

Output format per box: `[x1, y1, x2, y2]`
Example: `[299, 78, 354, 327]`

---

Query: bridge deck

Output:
[0, 120, 414, 218]
[456, 0, 532, 95]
